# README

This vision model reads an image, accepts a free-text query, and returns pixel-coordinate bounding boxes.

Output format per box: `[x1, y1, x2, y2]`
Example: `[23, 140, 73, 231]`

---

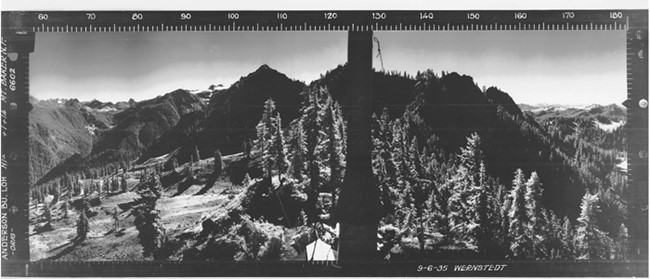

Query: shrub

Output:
[259, 237, 284, 260]
[203, 235, 247, 261]
[241, 177, 308, 227]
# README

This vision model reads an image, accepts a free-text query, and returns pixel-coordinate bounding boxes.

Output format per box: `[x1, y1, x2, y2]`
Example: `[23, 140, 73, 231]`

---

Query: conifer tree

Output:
[132, 176, 165, 258]
[63, 196, 69, 219]
[544, 208, 565, 259]
[495, 183, 509, 237]
[390, 120, 426, 230]
[459, 132, 484, 186]
[377, 108, 393, 150]
[508, 169, 534, 259]
[470, 162, 494, 257]
[392, 119, 410, 183]
[256, 98, 279, 179]
[301, 88, 325, 222]
[288, 119, 307, 181]
[43, 204, 52, 226]
[616, 223, 629, 260]
[446, 166, 473, 243]
[272, 113, 289, 181]
[324, 96, 345, 194]
[525, 172, 546, 258]
[419, 145, 432, 179]
[428, 183, 450, 241]
[575, 192, 612, 260]
[371, 109, 398, 214]
[560, 216, 575, 259]
[76, 210, 89, 242]
[120, 174, 128, 193]
[56, 181, 62, 203]
[76, 200, 89, 242]
[333, 101, 347, 156]
[447, 133, 491, 248]
[62, 173, 70, 198]
[407, 137, 421, 178]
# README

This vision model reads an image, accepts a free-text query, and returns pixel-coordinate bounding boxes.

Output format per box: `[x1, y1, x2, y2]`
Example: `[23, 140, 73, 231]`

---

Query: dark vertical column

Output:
[336, 31, 383, 264]
[1, 31, 34, 276]
[626, 13, 648, 262]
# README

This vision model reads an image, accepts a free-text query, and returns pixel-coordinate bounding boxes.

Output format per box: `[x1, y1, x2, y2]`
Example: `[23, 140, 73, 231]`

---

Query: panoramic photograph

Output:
[26, 29, 634, 264]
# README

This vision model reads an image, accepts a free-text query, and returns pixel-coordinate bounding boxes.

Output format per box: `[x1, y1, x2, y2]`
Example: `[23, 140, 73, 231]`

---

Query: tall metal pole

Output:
[336, 30, 383, 264]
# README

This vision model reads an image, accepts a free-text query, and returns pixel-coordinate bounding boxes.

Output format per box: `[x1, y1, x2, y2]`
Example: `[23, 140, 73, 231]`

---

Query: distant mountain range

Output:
[518, 103, 626, 121]
[29, 98, 119, 185]
[518, 103, 626, 132]
[33, 89, 206, 186]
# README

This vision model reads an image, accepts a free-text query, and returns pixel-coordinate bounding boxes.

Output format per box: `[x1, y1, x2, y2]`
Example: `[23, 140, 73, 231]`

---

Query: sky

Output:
[32, 30, 626, 106]
[374, 31, 626, 106]
[32, 32, 348, 102]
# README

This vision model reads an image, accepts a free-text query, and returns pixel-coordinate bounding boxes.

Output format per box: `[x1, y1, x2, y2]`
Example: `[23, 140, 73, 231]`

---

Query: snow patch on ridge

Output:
[594, 120, 624, 132]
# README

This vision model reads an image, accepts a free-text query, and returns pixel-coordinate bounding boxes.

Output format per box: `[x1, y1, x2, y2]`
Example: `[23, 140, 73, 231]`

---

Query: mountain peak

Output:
[234, 64, 294, 85]
[64, 98, 81, 107]
[485, 87, 523, 116]
[584, 104, 601, 110]
[254, 64, 275, 73]
[604, 103, 625, 110]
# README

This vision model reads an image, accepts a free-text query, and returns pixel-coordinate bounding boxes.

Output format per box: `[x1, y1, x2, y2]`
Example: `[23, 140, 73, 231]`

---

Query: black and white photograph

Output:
[0, 2, 648, 277]
[25, 29, 634, 260]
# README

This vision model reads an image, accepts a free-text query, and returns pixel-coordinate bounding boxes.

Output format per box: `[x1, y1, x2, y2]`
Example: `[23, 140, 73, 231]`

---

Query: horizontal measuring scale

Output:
[1, 10, 641, 33]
